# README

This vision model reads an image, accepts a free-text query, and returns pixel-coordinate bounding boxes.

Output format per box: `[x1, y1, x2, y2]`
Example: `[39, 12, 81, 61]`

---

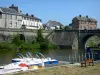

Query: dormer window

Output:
[26, 13, 28, 16]
[31, 14, 34, 17]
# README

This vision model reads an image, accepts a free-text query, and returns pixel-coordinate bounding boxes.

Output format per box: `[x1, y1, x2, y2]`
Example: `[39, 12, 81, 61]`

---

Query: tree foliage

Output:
[0, 29, 59, 51]
[11, 34, 24, 46]
[36, 29, 44, 43]
[64, 26, 71, 30]
[89, 40, 95, 47]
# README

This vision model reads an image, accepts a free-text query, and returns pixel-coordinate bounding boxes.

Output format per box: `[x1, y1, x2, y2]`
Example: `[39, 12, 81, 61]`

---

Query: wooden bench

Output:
[81, 59, 94, 67]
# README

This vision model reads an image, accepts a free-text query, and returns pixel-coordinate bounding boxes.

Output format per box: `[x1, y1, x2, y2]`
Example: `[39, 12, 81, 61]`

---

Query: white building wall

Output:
[21, 18, 43, 29]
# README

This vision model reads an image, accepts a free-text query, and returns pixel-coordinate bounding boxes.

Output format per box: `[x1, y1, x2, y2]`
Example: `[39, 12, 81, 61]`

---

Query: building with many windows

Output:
[0, 4, 22, 28]
[0, 4, 43, 29]
[72, 15, 97, 30]
[21, 13, 42, 29]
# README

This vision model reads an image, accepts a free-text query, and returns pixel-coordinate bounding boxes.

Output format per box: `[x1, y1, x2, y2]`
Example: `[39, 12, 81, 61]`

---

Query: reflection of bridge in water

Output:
[47, 30, 100, 54]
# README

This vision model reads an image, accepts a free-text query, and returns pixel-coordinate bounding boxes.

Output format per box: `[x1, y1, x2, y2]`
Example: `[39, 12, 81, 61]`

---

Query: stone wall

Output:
[0, 28, 52, 42]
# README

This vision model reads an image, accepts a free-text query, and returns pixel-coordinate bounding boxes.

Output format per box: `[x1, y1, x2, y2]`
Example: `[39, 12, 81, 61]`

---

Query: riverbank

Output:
[13, 61, 100, 75]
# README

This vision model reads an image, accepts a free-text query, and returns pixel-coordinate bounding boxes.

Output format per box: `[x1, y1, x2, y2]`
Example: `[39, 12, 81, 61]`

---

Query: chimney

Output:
[86, 15, 88, 18]
[11, 4, 14, 7]
[79, 15, 81, 17]
[26, 13, 28, 16]
[9, 4, 19, 12]
[31, 14, 34, 17]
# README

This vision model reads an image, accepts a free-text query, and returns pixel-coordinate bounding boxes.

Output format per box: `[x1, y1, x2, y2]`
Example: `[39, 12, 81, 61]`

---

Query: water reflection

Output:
[0, 49, 78, 65]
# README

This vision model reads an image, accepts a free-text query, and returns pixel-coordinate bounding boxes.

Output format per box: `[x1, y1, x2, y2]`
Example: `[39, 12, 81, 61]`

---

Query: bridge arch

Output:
[19, 34, 25, 41]
[0, 34, 6, 42]
[79, 34, 100, 54]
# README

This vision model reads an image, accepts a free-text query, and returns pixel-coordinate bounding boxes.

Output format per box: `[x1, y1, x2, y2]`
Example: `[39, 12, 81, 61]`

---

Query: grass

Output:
[12, 62, 100, 75]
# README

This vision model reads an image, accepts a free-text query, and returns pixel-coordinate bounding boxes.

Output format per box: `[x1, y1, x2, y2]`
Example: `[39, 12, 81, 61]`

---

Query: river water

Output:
[0, 49, 79, 65]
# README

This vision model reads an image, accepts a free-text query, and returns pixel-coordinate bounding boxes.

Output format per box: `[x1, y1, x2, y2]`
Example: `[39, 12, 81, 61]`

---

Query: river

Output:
[0, 49, 79, 65]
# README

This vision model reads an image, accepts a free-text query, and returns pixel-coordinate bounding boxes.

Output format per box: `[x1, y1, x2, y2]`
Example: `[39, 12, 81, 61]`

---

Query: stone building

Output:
[0, 4, 22, 28]
[45, 20, 64, 30]
[72, 15, 97, 30]
[0, 4, 43, 29]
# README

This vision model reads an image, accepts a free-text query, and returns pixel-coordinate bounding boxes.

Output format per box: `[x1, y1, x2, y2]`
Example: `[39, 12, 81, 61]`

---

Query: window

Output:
[15, 22, 17, 27]
[79, 26, 82, 29]
[94, 27, 96, 29]
[15, 15, 17, 20]
[32, 19, 34, 21]
[23, 21, 24, 25]
[4, 14, 7, 19]
[90, 27, 92, 29]
[10, 21, 12, 27]
[10, 15, 12, 19]
[24, 17, 26, 20]
[84, 26, 86, 29]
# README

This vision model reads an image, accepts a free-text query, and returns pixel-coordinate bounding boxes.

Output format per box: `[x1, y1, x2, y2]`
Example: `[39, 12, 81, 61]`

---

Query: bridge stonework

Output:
[47, 30, 100, 54]
[0, 28, 52, 42]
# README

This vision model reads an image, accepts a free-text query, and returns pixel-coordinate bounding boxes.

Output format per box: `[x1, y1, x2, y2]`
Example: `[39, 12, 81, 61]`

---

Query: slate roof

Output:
[73, 16, 97, 22]
[0, 7, 21, 15]
[22, 14, 42, 21]
[0, 6, 42, 21]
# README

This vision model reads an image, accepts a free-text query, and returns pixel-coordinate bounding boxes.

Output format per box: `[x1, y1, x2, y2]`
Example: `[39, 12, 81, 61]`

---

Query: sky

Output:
[0, 0, 100, 27]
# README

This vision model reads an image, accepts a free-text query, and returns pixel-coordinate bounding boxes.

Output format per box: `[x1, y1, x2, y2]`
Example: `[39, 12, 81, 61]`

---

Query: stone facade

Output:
[0, 13, 22, 28]
[72, 15, 97, 30]
[0, 4, 43, 29]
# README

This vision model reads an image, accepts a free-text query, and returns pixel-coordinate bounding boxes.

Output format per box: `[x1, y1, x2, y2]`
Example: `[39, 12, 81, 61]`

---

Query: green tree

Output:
[60, 25, 63, 30]
[89, 40, 95, 47]
[12, 34, 24, 46]
[36, 29, 44, 43]
[64, 26, 71, 30]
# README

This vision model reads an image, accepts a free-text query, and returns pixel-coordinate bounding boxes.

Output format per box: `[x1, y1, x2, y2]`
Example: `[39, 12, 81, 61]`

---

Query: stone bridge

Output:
[47, 30, 100, 54]
[0, 28, 52, 42]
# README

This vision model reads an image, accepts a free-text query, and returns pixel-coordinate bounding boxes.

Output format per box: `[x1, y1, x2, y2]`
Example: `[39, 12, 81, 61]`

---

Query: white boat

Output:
[0, 52, 59, 74]
[0, 63, 28, 74]
[12, 52, 59, 66]
[0, 59, 43, 74]
[12, 52, 42, 66]
[35, 52, 59, 65]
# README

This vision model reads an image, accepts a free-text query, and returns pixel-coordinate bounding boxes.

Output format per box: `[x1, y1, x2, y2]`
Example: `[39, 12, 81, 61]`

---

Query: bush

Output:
[32, 40, 36, 44]
[40, 42, 49, 49]
[0, 42, 16, 50]
[19, 43, 40, 51]
[0, 29, 58, 51]
[12, 34, 24, 46]
[48, 43, 59, 49]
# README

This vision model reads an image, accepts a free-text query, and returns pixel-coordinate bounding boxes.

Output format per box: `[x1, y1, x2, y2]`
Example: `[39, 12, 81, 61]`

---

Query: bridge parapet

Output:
[0, 28, 52, 42]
